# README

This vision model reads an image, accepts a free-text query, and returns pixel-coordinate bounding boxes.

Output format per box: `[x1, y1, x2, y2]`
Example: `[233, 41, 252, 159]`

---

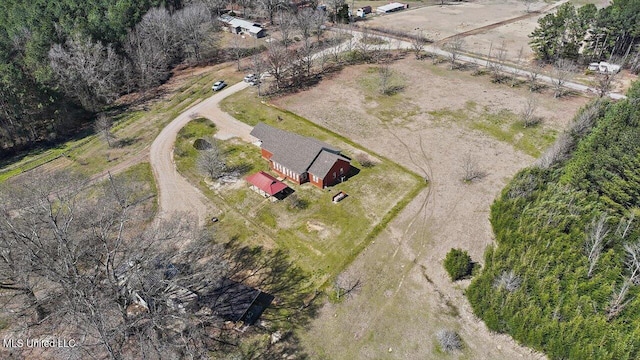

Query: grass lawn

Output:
[427, 101, 557, 158]
[0, 64, 243, 182]
[177, 96, 425, 287]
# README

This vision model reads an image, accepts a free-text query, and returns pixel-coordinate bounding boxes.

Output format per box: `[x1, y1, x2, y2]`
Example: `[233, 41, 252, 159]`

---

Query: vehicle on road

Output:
[244, 74, 257, 82]
[212, 80, 226, 91]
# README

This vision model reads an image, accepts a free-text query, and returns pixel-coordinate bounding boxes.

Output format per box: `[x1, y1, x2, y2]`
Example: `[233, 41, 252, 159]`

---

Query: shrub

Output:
[436, 330, 463, 353]
[193, 138, 212, 150]
[356, 153, 376, 168]
[444, 248, 472, 281]
[286, 194, 308, 210]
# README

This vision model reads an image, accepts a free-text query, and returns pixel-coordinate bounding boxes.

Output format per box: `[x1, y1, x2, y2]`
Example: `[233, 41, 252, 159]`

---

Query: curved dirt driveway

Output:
[149, 81, 256, 225]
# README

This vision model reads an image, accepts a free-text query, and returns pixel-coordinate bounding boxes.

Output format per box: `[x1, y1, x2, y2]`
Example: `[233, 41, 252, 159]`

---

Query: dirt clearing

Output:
[273, 57, 589, 358]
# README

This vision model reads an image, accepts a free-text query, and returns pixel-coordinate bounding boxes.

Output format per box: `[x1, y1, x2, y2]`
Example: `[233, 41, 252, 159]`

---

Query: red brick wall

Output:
[321, 159, 351, 187]
[269, 164, 302, 185]
[309, 174, 323, 188]
[261, 148, 273, 160]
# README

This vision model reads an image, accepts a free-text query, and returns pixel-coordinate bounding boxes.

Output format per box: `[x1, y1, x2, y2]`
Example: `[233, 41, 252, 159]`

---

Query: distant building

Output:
[588, 61, 621, 74]
[218, 15, 266, 38]
[250, 123, 351, 189]
[376, 2, 408, 14]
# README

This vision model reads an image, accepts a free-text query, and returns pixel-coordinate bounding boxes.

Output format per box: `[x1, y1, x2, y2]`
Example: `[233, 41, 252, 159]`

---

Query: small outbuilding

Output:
[588, 61, 621, 74]
[246, 171, 289, 200]
[218, 15, 266, 38]
[376, 2, 408, 14]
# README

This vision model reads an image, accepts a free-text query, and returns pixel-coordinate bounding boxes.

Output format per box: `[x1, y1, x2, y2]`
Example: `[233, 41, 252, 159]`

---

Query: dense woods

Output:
[529, 0, 640, 71]
[467, 81, 640, 359]
[0, 0, 225, 158]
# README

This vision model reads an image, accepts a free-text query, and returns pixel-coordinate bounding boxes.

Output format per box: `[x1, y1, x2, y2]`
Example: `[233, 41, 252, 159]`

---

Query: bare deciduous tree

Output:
[436, 330, 463, 353]
[200, 0, 231, 15]
[585, 213, 610, 278]
[356, 27, 373, 60]
[444, 36, 465, 69]
[229, 35, 246, 71]
[616, 213, 635, 240]
[624, 240, 640, 284]
[461, 153, 484, 182]
[95, 114, 115, 147]
[197, 139, 227, 180]
[0, 170, 311, 359]
[266, 41, 290, 90]
[296, 8, 315, 42]
[594, 72, 616, 98]
[527, 61, 544, 92]
[49, 36, 126, 111]
[251, 54, 266, 95]
[125, 7, 180, 91]
[520, 96, 541, 128]
[488, 42, 508, 82]
[237, 0, 255, 17]
[378, 64, 393, 95]
[136, 6, 180, 62]
[333, 277, 361, 301]
[510, 46, 524, 87]
[606, 280, 632, 321]
[277, 11, 296, 47]
[493, 270, 522, 292]
[175, 3, 219, 63]
[125, 29, 170, 91]
[551, 59, 577, 98]
[411, 30, 427, 59]
[312, 9, 327, 42]
[257, 0, 285, 24]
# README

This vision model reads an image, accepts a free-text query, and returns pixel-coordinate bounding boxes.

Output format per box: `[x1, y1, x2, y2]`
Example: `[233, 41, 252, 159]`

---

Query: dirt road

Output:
[149, 81, 256, 226]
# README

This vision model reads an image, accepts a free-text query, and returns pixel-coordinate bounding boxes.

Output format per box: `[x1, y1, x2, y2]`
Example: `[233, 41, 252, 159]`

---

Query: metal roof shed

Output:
[376, 2, 407, 13]
[246, 171, 288, 199]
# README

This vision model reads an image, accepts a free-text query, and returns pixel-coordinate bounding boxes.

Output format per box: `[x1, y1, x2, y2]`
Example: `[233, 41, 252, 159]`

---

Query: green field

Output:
[176, 94, 425, 287]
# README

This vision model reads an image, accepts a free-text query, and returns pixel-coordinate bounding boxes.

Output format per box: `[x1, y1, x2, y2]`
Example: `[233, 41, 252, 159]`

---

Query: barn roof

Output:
[250, 123, 341, 175]
[377, 2, 406, 12]
[246, 171, 288, 196]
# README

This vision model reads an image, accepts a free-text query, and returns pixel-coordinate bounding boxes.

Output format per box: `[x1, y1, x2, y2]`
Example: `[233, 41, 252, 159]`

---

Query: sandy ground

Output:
[366, 0, 547, 41]
[273, 58, 589, 359]
[364, 0, 608, 64]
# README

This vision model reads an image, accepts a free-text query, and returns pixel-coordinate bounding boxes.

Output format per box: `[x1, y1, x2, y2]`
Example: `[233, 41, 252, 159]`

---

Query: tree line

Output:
[529, 0, 640, 72]
[0, 0, 357, 160]
[467, 81, 640, 359]
[0, 170, 313, 359]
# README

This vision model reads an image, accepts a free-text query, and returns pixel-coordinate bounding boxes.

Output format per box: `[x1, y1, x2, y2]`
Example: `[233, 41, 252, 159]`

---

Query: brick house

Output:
[250, 123, 351, 189]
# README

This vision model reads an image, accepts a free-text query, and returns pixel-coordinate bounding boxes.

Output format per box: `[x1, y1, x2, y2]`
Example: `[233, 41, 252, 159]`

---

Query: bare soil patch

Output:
[365, 0, 544, 42]
[272, 57, 590, 359]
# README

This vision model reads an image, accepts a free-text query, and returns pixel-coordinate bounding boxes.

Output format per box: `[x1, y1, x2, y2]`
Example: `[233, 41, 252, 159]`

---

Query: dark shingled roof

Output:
[250, 123, 344, 175]
[307, 150, 349, 179]
[199, 278, 274, 325]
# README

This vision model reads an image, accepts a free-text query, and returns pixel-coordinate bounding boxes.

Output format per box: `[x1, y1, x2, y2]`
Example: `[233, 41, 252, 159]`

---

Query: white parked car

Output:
[243, 74, 257, 82]
[212, 80, 226, 91]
